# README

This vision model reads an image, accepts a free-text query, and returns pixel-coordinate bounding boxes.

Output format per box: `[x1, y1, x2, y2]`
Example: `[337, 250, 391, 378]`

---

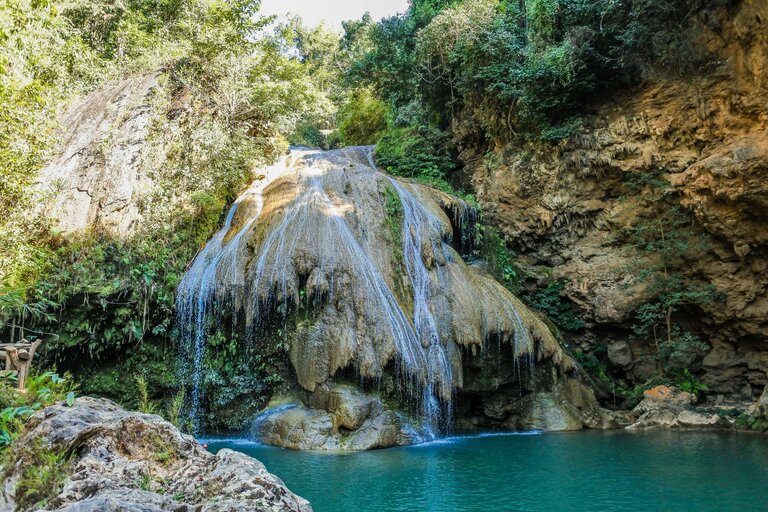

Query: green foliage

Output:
[166, 388, 185, 428]
[529, 280, 585, 333]
[479, 226, 520, 290]
[622, 168, 716, 374]
[667, 368, 708, 396]
[374, 126, 456, 180]
[134, 374, 157, 415]
[736, 413, 768, 432]
[347, 0, 711, 143]
[194, 328, 285, 430]
[0, 371, 76, 449]
[338, 88, 389, 146]
[6, 438, 70, 511]
[383, 185, 408, 305]
[1, 0, 339, 416]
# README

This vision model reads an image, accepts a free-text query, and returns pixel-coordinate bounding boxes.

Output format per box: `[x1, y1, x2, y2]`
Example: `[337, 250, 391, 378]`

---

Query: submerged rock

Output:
[1, 397, 311, 511]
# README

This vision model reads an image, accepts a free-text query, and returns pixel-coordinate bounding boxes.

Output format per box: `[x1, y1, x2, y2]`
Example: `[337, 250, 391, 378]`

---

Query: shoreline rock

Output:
[254, 384, 415, 451]
[625, 385, 733, 431]
[1, 397, 312, 512]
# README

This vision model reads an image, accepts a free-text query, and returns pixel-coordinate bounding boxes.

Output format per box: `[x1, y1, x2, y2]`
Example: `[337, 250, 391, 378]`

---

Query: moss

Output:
[479, 226, 520, 292]
[382, 185, 412, 310]
[5, 438, 70, 511]
[735, 413, 768, 432]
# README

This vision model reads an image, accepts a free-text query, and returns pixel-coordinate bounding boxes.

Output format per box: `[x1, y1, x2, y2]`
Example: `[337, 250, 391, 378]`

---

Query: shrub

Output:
[374, 125, 456, 180]
[338, 89, 389, 146]
[528, 280, 585, 333]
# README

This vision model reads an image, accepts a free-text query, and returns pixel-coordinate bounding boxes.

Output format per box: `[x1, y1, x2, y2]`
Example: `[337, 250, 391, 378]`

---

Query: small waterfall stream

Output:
[176, 146, 544, 438]
[388, 178, 455, 435]
[176, 156, 294, 432]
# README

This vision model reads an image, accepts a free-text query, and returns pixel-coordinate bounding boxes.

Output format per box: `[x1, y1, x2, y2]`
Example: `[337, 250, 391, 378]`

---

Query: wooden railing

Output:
[0, 340, 42, 389]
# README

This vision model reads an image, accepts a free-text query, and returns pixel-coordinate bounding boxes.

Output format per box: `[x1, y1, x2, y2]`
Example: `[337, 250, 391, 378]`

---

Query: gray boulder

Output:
[1, 397, 311, 511]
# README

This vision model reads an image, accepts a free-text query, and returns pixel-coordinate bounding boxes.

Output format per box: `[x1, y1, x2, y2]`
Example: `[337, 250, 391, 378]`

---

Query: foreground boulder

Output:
[1, 397, 311, 511]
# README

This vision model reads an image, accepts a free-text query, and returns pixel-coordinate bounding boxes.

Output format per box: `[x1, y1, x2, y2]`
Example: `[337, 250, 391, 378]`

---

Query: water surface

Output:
[204, 431, 768, 512]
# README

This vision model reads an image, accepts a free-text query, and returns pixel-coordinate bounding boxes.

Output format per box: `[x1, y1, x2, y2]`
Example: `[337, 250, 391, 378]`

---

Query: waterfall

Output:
[388, 178, 456, 435]
[176, 146, 546, 437]
[176, 155, 294, 433]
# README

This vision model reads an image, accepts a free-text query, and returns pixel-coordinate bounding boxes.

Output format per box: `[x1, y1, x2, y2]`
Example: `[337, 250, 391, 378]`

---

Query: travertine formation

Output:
[177, 146, 589, 439]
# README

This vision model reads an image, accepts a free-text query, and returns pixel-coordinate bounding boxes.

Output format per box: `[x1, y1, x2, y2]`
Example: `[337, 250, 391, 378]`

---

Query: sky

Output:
[259, 0, 409, 30]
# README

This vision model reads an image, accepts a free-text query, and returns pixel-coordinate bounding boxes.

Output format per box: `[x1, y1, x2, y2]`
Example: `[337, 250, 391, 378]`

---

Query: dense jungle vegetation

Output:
[0, 0, 724, 423]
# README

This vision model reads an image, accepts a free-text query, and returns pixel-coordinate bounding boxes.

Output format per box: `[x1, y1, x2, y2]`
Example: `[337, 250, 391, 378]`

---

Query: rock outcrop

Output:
[36, 72, 163, 236]
[625, 386, 733, 431]
[1, 397, 311, 511]
[460, 0, 768, 404]
[255, 384, 414, 451]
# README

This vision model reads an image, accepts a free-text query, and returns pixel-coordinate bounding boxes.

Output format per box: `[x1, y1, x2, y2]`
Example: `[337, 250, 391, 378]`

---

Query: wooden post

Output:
[0, 340, 42, 390]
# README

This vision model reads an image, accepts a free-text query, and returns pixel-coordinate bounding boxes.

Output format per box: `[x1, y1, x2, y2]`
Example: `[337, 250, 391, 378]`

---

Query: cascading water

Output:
[176, 156, 295, 433]
[388, 179, 455, 435]
[176, 146, 558, 439]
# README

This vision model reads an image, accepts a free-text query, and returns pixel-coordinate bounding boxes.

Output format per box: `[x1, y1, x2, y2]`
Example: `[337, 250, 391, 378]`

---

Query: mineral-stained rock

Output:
[256, 384, 412, 451]
[486, 378, 614, 431]
[460, 0, 768, 402]
[626, 386, 733, 431]
[0, 397, 311, 512]
[642, 385, 696, 407]
[177, 145, 591, 436]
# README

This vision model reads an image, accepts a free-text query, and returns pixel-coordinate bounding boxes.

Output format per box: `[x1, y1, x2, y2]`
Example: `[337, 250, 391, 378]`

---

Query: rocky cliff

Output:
[36, 73, 163, 236]
[459, 0, 768, 405]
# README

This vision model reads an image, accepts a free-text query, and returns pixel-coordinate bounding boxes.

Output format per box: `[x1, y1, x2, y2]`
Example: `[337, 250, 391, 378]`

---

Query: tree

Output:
[623, 170, 715, 374]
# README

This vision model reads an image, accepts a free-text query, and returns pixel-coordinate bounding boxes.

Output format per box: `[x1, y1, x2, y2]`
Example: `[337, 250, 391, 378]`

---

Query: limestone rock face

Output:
[508, 378, 615, 431]
[748, 385, 768, 417]
[459, 341, 614, 431]
[461, 0, 768, 402]
[255, 385, 413, 451]
[1, 397, 311, 511]
[36, 73, 163, 236]
[178, 146, 591, 436]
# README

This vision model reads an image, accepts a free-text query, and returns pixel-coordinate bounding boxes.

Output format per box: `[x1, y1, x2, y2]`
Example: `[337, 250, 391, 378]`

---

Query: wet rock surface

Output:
[178, 146, 594, 436]
[1, 397, 311, 511]
[255, 384, 413, 450]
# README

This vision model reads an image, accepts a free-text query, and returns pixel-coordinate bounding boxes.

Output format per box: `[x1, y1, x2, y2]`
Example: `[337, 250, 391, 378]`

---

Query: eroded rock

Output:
[1, 397, 311, 511]
[626, 386, 732, 431]
[255, 385, 412, 451]
[460, 0, 768, 400]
